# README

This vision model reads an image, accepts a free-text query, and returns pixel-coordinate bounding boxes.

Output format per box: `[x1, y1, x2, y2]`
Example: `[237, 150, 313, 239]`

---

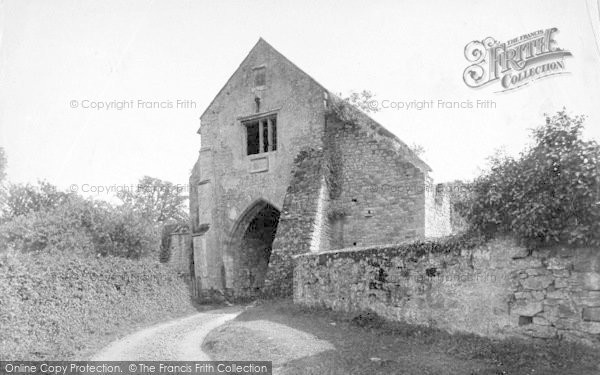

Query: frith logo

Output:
[463, 28, 572, 92]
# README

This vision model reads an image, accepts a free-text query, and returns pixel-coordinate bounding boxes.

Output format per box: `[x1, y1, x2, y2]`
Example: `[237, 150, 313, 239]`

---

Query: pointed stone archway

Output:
[226, 199, 280, 298]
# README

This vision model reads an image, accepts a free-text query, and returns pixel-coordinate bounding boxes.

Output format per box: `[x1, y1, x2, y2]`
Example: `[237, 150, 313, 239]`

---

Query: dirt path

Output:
[91, 307, 241, 361]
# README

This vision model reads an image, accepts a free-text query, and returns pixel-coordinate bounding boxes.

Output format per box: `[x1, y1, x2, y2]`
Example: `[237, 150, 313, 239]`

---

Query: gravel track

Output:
[91, 308, 241, 361]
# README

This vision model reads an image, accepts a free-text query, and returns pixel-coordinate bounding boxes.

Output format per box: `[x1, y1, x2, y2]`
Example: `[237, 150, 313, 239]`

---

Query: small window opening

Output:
[271, 118, 277, 150]
[246, 121, 259, 155]
[244, 115, 277, 155]
[262, 121, 269, 152]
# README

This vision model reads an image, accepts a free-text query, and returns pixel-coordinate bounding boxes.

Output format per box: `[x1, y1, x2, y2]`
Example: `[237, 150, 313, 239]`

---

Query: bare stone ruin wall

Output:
[325, 118, 428, 249]
[294, 237, 600, 347]
[168, 232, 192, 275]
[263, 147, 326, 297]
[424, 182, 452, 238]
[263, 117, 438, 296]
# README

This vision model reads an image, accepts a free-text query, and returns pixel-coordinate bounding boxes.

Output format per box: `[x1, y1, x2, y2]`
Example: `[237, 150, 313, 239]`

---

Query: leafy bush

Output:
[91, 204, 161, 259]
[458, 110, 600, 247]
[0, 187, 161, 259]
[0, 250, 198, 360]
[327, 90, 379, 125]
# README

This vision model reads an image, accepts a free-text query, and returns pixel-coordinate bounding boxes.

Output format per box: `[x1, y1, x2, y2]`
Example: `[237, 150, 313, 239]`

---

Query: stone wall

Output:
[168, 232, 192, 275]
[325, 116, 429, 249]
[264, 147, 326, 297]
[294, 237, 600, 347]
[425, 181, 452, 238]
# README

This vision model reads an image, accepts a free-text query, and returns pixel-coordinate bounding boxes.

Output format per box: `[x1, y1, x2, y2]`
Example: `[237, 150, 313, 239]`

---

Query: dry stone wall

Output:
[294, 237, 600, 347]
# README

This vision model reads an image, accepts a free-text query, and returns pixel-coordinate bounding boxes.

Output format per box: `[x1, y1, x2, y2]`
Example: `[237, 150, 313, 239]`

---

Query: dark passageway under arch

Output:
[229, 200, 280, 296]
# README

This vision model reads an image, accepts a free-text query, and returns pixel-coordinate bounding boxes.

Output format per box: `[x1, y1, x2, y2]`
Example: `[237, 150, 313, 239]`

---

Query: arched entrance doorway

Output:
[228, 200, 280, 296]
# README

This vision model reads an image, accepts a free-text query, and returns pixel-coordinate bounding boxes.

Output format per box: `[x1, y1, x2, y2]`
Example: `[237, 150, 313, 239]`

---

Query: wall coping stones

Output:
[293, 242, 411, 258]
[293, 235, 491, 265]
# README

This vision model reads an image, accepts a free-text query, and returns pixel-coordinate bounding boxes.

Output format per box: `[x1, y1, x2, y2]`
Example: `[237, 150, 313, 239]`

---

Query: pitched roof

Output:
[200, 38, 431, 173]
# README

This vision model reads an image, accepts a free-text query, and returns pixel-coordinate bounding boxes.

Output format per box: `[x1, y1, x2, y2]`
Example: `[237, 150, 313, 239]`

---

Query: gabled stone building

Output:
[189, 39, 451, 299]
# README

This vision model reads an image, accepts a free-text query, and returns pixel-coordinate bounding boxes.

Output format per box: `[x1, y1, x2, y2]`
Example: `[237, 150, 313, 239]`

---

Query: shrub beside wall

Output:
[457, 111, 600, 247]
[0, 250, 198, 360]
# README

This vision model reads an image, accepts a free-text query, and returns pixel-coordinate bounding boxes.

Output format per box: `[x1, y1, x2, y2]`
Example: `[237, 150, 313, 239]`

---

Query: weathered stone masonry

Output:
[188, 39, 449, 299]
[264, 147, 327, 296]
[189, 39, 330, 299]
[294, 237, 600, 347]
[324, 115, 429, 249]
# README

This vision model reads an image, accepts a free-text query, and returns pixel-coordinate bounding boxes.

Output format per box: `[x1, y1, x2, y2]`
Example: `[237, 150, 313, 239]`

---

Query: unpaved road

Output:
[92, 308, 241, 361]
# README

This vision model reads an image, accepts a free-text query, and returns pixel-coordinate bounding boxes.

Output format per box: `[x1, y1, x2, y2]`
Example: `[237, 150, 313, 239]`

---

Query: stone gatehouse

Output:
[189, 39, 452, 299]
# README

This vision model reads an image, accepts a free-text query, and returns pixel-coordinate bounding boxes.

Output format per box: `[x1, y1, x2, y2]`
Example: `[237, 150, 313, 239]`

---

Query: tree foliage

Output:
[328, 90, 379, 125]
[0, 148, 7, 211]
[409, 143, 426, 157]
[457, 110, 600, 247]
[116, 176, 188, 224]
[2, 181, 71, 219]
[0, 147, 6, 184]
[343, 90, 379, 114]
[0, 177, 189, 258]
[0, 190, 160, 258]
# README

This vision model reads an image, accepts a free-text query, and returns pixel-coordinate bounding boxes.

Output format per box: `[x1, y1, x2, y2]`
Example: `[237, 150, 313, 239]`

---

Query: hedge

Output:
[0, 250, 198, 360]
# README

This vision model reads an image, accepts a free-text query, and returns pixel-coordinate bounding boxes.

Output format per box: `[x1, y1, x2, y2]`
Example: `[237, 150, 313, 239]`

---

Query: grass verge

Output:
[203, 299, 600, 375]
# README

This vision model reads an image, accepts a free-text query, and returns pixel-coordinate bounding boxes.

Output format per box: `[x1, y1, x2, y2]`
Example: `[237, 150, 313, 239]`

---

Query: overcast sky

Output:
[1, 0, 599, 200]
